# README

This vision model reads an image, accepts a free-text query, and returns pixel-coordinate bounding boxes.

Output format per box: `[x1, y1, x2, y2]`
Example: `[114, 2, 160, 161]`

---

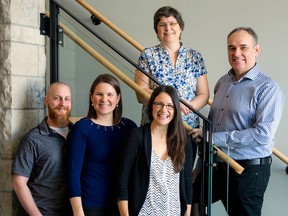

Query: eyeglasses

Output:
[157, 22, 178, 28]
[153, 102, 174, 110]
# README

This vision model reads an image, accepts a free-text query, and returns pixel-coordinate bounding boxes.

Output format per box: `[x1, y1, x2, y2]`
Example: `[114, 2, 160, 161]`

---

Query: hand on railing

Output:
[191, 127, 244, 174]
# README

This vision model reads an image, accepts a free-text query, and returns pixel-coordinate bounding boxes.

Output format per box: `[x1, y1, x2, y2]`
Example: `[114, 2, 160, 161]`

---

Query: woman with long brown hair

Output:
[118, 85, 193, 216]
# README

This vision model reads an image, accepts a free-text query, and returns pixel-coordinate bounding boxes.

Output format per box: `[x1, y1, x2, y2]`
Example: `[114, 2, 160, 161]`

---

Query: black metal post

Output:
[198, 120, 213, 216]
[49, 0, 59, 83]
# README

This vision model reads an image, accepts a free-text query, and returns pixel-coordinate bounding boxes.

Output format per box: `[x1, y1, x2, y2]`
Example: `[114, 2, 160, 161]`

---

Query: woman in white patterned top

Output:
[135, 6, 209, 168]
[135, 6, 209, 129]
[118, 85, 193, 216]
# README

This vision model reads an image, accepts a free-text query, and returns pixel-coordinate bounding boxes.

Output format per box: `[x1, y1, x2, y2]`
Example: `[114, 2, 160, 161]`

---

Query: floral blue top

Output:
[138, 44, 207, 128]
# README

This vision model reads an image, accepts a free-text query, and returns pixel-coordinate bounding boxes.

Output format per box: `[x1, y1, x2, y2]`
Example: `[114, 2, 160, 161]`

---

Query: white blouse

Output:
[138, 150, 180, 215]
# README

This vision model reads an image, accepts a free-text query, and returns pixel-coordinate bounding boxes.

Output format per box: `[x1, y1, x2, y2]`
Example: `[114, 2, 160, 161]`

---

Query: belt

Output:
[235, 156, 272, 166]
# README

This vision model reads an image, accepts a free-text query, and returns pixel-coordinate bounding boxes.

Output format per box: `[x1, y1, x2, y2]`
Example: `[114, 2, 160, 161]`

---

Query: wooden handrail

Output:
[75, 0, 144, 52]
[214, 145, 244, 174]
[273, 148, 288, 164]
[60, 25, 150, 101]
[181, 123, 244, 174]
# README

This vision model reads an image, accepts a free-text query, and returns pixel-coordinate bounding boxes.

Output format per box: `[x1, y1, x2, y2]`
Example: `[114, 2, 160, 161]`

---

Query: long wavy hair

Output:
[148, 85, 187, 172]
[87, 74, 123, 124]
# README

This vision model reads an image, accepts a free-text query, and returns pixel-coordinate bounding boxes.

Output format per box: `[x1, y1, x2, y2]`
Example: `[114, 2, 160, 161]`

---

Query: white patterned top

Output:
[138, 44, 207, 128]
[139, 150, 180, 215]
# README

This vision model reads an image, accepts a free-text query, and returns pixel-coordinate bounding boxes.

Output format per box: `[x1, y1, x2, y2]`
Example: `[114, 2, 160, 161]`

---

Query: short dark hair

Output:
[87, 74, 122, 124]
[147, 85, 187, 172]
[153, 6, 185, 34]
[228, 27, 258, 46]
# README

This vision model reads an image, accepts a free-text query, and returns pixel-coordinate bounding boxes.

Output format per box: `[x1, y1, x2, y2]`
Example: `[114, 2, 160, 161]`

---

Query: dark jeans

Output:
[193, 162, 271, 216]
[216, 162, 271, 216]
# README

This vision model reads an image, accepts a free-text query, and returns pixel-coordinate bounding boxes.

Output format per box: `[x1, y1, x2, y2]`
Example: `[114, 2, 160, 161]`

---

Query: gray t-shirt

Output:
[12, 117, 72, 215]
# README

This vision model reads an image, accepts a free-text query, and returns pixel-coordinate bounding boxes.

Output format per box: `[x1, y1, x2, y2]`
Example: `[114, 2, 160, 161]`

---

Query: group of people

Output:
[12, 5, 284, 216]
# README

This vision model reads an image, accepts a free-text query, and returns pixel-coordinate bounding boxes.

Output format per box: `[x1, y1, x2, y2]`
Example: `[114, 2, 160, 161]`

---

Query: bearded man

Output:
[12, 82, 73, 216]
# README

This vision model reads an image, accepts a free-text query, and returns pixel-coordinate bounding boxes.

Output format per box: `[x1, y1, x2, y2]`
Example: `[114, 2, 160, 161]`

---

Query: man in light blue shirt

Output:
[209, 27, 284, 216]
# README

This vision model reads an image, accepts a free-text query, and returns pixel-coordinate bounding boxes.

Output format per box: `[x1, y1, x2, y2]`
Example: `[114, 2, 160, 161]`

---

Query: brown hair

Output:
[148, 85, 187, 172]
[87, 74, 122, 124]
[153, 6, 185, 34]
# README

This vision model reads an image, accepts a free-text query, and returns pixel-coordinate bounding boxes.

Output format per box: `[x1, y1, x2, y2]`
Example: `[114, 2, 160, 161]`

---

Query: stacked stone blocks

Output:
[0, 0, 46, 215]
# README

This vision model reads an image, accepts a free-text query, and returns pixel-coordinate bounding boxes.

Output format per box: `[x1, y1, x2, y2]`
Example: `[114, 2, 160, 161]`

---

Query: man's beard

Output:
[48, 105, 71, 127]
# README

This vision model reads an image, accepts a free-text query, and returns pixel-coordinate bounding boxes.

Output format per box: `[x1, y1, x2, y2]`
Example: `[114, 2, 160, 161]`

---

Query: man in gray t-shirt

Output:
[12, 82, 73, 216]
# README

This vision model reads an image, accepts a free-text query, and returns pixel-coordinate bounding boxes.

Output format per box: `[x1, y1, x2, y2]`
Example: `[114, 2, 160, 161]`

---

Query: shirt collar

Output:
[157, 42, 184, 53]
[228, 63, 261, 81]
[38, 117, 73, 136]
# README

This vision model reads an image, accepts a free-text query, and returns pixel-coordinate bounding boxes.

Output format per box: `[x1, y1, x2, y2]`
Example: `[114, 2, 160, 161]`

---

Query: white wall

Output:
[62, 0, 288, 215]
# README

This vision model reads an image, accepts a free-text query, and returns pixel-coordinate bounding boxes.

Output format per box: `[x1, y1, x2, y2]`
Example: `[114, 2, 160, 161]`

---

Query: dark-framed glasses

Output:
[153, 101, 174, 110]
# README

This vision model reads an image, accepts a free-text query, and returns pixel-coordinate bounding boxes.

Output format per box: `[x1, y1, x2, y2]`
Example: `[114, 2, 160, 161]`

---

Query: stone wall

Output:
[0, 0, 46, 215]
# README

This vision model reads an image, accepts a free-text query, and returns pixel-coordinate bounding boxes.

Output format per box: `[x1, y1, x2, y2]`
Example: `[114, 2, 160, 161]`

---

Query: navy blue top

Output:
[66, 117, 137, 208]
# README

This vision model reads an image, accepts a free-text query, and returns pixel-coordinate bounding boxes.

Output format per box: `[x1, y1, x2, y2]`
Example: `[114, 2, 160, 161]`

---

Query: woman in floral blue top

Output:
[135, 6, 209, 129]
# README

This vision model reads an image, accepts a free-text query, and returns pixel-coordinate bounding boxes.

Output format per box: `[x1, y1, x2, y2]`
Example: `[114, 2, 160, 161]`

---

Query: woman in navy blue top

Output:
[66, 74, 137, 216]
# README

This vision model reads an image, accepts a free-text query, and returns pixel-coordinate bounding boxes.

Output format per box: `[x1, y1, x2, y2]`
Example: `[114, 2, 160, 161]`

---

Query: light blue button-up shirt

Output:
[210, 64, 284, 160]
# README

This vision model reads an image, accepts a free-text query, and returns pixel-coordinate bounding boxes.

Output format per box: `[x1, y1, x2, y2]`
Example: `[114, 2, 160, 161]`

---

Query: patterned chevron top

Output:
[139, 150, 180, 215]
